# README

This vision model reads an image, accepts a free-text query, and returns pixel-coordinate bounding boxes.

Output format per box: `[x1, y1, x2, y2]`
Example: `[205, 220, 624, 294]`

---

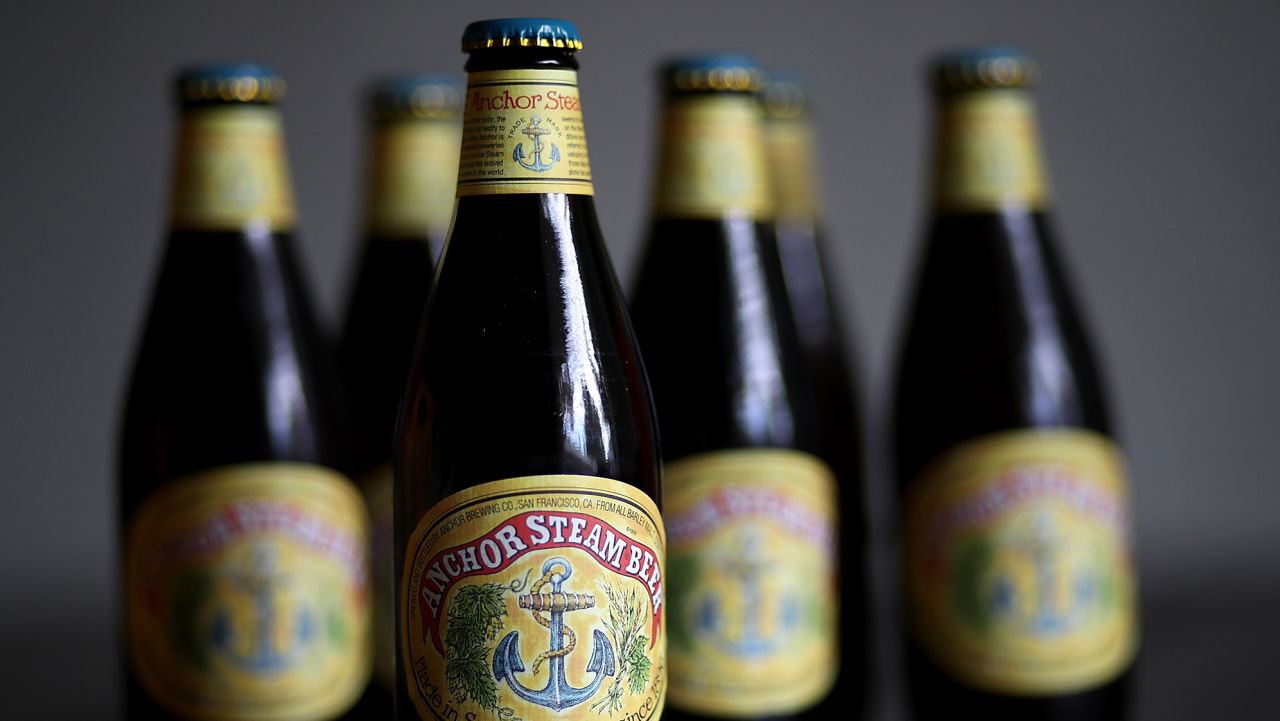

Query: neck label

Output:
[456, 69, 593, 196]
[367, 120, 461, 238]
[764, 117, 821, 221]
[932, 90, 1049, 212]
[654, 95, 772, 219]
[170, 106, 296, 232]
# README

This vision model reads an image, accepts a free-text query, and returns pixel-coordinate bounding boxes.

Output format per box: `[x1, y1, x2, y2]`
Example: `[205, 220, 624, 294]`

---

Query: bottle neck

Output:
[364, 117, 460, 240]
[169, 104, 296, 233]
[930, 88, 1050, 214]
[653, 92, 773, 221]
[455, 62, 593, 198]
[764, 112, 821, 223]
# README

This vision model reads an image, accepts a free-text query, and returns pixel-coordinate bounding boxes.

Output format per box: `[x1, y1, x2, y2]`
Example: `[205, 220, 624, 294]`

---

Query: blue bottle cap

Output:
[761, 69, 810, 118]
[661, 53, 763, 93]
[369, 73, 465, 120]
[930, 45, 1036, 92]
[461, 18, 583, 53]
[175, 62, 285, 104]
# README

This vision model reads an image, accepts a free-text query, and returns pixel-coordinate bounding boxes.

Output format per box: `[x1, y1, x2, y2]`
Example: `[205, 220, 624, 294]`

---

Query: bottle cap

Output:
[176, 63, 285, 105]
[930, 45, 1036, 93]
[369, 73, 465, 120]
[761, 70, 809, 119]
[461, 18, 583, 52]
[661, 54, 763, 93]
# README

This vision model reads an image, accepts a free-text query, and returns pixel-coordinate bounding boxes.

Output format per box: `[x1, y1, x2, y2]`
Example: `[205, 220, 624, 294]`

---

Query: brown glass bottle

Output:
[630, 56, 845, 721]
[892, 47, 1138, 720]
[119, 65, 373, 721]
[394, 19, 664, 721]
[338, 74, 462, 715]
[762, 72, 870, 715]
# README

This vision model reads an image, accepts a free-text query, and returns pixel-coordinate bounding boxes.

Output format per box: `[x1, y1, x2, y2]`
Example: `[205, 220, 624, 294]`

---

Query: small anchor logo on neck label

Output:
[493, 557, 616, 711]
[210, 545, 312, 673]
[513, 116, 561, 172]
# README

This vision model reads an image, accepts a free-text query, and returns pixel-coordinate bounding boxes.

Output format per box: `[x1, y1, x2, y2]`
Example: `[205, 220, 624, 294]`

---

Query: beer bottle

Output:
[119, 64, 372, 721]
[761, 70, 870, 714]
[892, 46, 1138, 719]
[394, 19, 666, 721]
[630, 55, 843, 721]
[338, 73, 462, 712]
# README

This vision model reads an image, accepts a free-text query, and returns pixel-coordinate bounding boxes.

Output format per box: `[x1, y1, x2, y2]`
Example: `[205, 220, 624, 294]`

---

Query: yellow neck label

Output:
[456, 69, 593, 196]
[932, 90, 1049, 212]
[764, 117, 821, 221]
[664, 449, 838, 716]
[366, 120, 461, 238]
[654, 95, 773, 220]
[402, 475, 666, 721]
[904, 429, 1138, 695]
[125, 462, 372, 720]
[170, 106, 296, 231]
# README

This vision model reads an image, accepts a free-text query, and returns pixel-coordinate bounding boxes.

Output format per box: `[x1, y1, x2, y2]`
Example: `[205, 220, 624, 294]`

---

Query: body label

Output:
[654, 95, 772, 219]
[456, 69, 593, 196]
[905, 429, 1138, 695]
[170, 106, 296, 231]
[367, 120, 461, 238]
[664, 449, 838, 716]
[361, 464, 396, 689]
[932, 89, 1049, 212]
[126, 462, 372, 721]
[402, 475, 665, 721]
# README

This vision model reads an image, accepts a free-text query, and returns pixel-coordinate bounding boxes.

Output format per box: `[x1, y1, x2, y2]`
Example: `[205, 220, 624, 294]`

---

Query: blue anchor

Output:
[492, 557, 615, 711]
[513, 115, 561, 172]
[697, 532, 796, 658]
[211, 545, 310, 673]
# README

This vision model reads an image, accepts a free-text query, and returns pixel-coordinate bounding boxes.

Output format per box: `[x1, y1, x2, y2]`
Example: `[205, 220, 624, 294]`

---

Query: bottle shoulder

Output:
[893, 212, 1112, 472]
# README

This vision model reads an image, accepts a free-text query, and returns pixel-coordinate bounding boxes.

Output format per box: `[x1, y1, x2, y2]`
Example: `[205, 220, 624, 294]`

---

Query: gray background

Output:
[2, 0, 1277, 718]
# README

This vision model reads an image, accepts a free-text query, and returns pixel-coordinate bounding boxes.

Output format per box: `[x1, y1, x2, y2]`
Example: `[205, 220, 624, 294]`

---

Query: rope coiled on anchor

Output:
[517, 561, 597, 673]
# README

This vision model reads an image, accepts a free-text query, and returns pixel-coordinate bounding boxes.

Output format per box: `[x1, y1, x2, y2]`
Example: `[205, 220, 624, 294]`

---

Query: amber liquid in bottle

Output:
[393, 38, 662, 721]
[120, 76, 373, 720]
[892, 65, 1136, 720]
[630, 61, 845, 721]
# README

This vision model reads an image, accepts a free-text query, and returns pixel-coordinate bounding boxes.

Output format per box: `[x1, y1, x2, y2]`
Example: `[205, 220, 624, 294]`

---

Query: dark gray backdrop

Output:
[2, 1, 1277, 718]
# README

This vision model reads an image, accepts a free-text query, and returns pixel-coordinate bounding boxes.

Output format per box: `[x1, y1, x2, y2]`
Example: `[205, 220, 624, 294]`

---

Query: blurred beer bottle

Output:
[761, 70, 870, 713]
[119, 64, 372, 720]
[338, 73, 462, 712]
[892, 46, 1138, 720]
[394, 19, 665, 721]
[630, 56, 843, 721]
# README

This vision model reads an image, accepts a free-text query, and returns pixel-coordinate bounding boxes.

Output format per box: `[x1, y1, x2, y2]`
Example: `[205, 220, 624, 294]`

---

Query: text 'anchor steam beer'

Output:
[892, 46, 1139, 721]
[394, 18, 666, 721]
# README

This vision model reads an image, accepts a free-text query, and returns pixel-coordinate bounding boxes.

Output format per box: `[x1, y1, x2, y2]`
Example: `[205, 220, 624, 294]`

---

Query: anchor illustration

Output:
[697, 531, 798, 657]
[991, 512, 1093, 635]
[513, 115, 561, 172]
[492, 557, 615, 711]
[210, 545, 312, 673]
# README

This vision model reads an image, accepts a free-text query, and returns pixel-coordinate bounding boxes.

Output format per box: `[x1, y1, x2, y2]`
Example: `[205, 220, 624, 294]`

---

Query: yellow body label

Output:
[361, 464, 396, 689]
[654, 95, 772, 219]
[126, 463, 372, 721]
[170, 106, 296, 231]
[905, 429, 1138, 695]
[456, 69, 593, 196]
[664, 449, 838, 716]
[932, 89, 1049, 212]
[402, 475, 666, 721]
[763, 117, 820, 221]
[367, 120, 461, 238]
